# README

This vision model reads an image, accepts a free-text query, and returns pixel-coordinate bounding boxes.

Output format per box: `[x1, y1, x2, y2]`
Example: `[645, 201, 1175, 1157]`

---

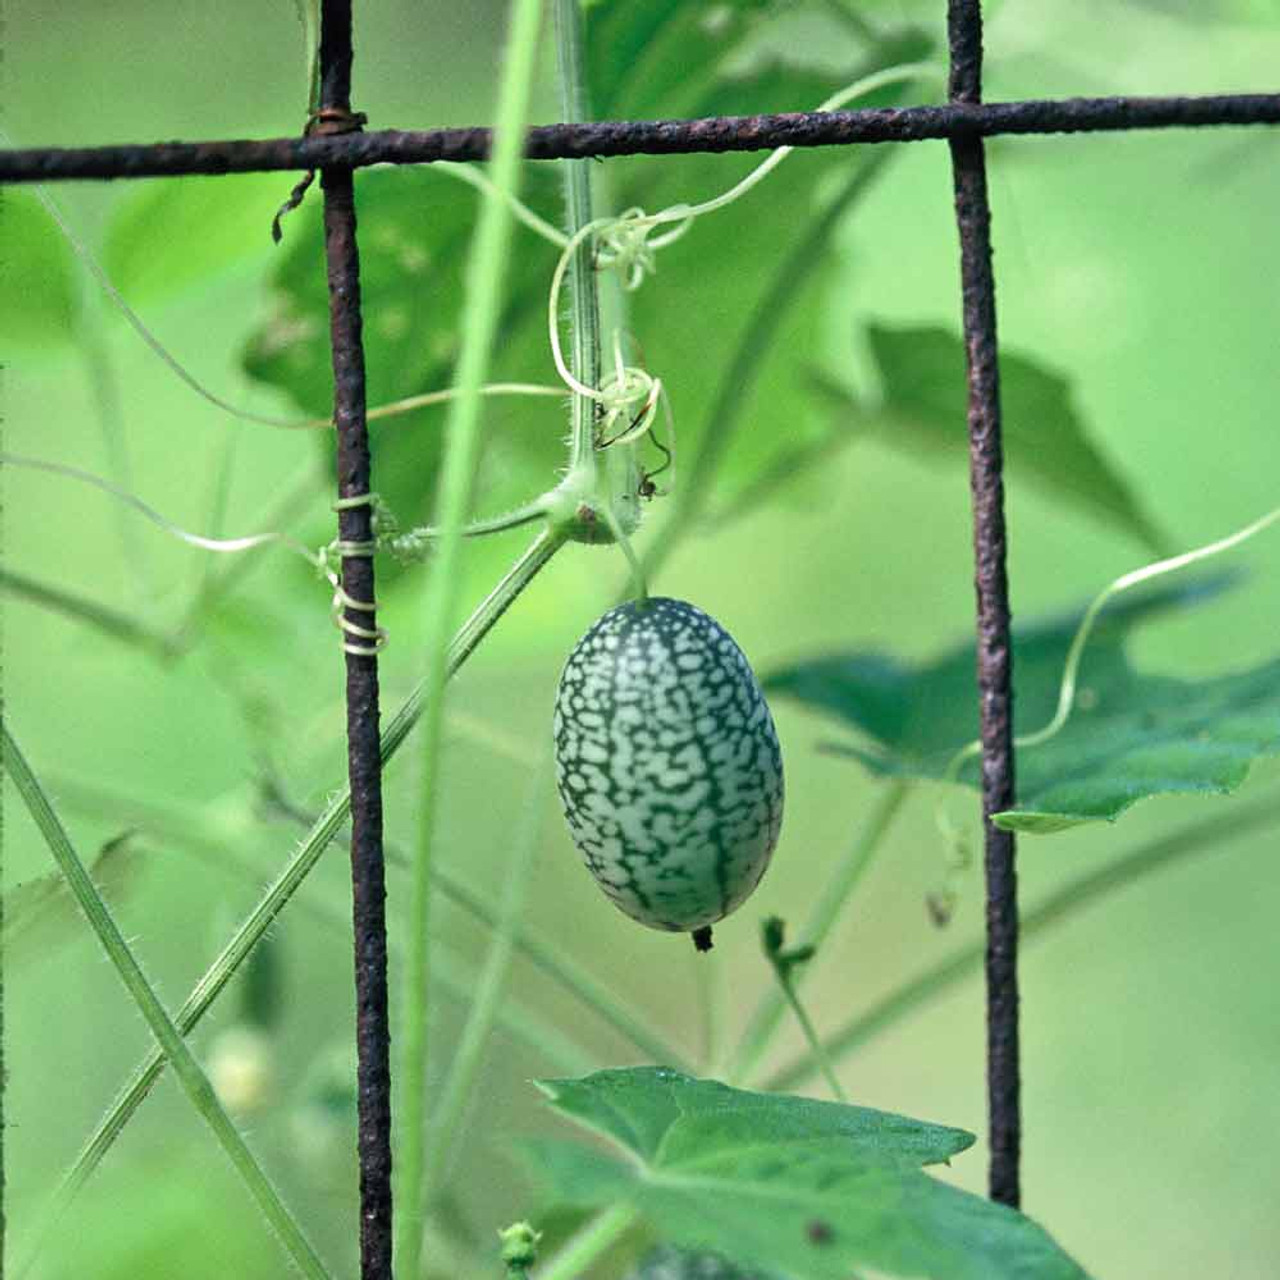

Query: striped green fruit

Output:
[553, 597, 784, 937]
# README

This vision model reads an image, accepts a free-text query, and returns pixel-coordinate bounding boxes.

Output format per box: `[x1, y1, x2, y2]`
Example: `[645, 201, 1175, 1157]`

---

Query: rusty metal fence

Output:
[5, 0, 1279, 1276]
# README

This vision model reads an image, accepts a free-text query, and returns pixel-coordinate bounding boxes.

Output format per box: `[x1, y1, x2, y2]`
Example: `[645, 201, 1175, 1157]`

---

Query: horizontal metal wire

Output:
[2, 92, 1278, 183]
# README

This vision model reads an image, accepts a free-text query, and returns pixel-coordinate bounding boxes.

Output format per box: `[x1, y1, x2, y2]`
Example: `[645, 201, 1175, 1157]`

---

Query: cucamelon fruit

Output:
[553, 597, 784, 945]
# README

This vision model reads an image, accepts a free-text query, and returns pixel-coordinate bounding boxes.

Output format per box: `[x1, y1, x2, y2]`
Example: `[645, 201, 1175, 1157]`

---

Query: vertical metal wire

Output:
[946, 0, 1022, 1209]
[318, 1, 396, 1272]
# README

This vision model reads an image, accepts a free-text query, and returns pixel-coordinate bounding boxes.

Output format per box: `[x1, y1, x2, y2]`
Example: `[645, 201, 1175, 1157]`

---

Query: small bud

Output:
[499, 1221, 541, 1271]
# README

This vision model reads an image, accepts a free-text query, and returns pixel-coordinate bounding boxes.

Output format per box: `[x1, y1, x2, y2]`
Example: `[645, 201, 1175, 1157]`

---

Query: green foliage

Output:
[239, 5, 935, 541]
[103, 174, 287, 302]
[3, 831, 142, 965]
[816, 324, 1168, 553]
[765, 579, 1280, 831]
[524, 1067, 1088, 1280]
[627, 1243, 781, 1280]
[585, 0, 776, 122]
[241, 165, 566, 532]
[0, 188, 78, 347]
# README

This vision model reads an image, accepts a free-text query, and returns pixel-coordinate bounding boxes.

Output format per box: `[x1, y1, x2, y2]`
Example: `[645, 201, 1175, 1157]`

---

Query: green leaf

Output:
[586, 1, 777, 122]
[627, 1243, 782, 1280]
[240, 166, 566, 540]
[239, 11, 935, 547]
[536, 1067, 972, 1166]
[4, 831, 143, 965]
[764, 577, 1280, 831]
[0, 188, 78, 347]
[103, 174, 289, 302]
[524, 1067, 1089, 1280]
[822, 325, 1169, 553]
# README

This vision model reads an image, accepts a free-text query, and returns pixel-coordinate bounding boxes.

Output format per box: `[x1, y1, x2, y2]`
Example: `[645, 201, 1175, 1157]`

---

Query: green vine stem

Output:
[554, 0, 601, 474]
[422, 754, 550, 1202]
[2, 725, 331, 1280]
[19, 529, 563, 1274]
[727, 782, 908, 1084]
[395, 0, 546, 1271]
[43, 766, 691, 1073]
[761, 917, 847, 1103]
[764, 793, 1280, 1093]
[534, 1204, 638, 1280]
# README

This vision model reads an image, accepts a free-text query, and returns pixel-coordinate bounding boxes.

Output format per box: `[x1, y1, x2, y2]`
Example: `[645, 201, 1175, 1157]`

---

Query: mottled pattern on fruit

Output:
[554, 597, 784, 933]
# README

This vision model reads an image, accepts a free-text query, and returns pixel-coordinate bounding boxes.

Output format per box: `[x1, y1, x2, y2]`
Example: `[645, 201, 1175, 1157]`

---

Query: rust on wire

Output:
[946, 0, 1021, 1210]
[315, 1, 395, 1275]
[272, 106, 370, 243]
[1, 93, 1278, 183]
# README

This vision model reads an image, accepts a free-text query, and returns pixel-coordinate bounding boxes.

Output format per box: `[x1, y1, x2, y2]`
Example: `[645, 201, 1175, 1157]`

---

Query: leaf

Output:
[239, 8, 936, 551]
[1125, 0, 1280, 23]
[820, 325, 1169, 553]
[536, 1067, 972, 1167]
[103, 174, 289, 303]
[586, 1, 777, 122]
[240, 164, 568, 537]
[627, 1243, 782, 1280]
[4, 831, 143, 965]
[523, 1067, 1089, 1280]
[0, 188, 78, 347]
[763, 577, 1280, 831]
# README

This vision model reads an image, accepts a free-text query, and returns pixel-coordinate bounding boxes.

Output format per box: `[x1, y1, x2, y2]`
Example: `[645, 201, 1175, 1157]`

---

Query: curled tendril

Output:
[593, 206, 695, 291]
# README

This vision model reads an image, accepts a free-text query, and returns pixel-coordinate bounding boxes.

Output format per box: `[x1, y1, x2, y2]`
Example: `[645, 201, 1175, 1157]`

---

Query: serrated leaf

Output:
[0, 189, 78, 347]
[824, 325, 1169, 553]
[523, 1067, 1088, 1280]
[764, 577, 1280, 831]
[103, 174, 288, 302]
[536, 1067, 972, 1167]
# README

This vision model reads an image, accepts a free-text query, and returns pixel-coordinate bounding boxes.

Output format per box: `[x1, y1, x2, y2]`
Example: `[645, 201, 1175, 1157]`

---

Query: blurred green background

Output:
[4, 2, 1279, 1277]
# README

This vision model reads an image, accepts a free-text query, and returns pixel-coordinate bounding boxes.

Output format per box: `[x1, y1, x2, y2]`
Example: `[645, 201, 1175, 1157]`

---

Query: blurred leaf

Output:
[0, 188, 78, 347]
[39, 1164, 279, 1280]
[241, 929, 284, 1030]
[586, 0, 777, 122]
[764, 577, 1280, 831]
[627, 1244, 782, 1280]
[240, 166, 567, 546]
[1125, 0, 1280, 22]
[618, 39, 935, 515]
[4, 831, 142, 965]
[239, 12, 935, 555]
[524, 1067, 1088, 1280]
[103, 174, 287, 302]
[820, 325, 1169, 553]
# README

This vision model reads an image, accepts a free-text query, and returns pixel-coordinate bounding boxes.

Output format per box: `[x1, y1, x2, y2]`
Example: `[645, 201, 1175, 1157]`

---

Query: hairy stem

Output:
[21, 530, 562, 1273]
[3, 725, 331, 1279]
[555, 0, 602, 472]
[395, 0, 546, 1272]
